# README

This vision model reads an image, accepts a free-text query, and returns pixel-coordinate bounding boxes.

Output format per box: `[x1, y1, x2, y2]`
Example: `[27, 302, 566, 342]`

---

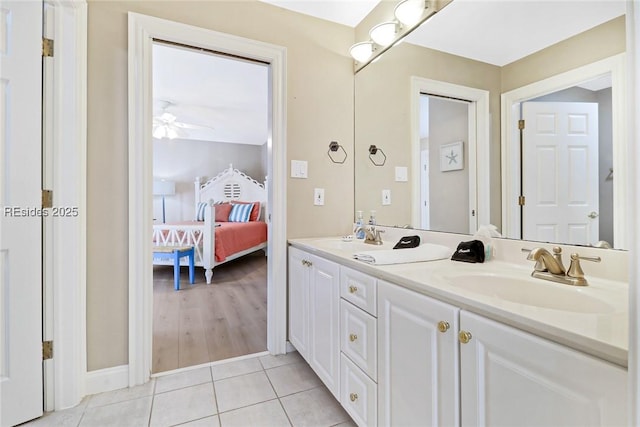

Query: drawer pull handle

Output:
[350, 393, 358, 402]
[459, 330, 472, 344]
[349, 334, 358, 342]
[437, 321, 450, 333]
[348, 285, 358, 294]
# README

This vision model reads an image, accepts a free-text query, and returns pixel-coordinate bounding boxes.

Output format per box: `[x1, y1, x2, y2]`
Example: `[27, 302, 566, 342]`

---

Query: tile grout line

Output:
[261, 362, 295, 427]
[209, 366, 222, 427]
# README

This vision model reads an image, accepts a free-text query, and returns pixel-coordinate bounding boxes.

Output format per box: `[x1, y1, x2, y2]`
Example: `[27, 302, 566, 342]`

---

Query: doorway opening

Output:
[128, 13, 288, 386]
[419, 93, 472, 233]
[150, 41, 270, 373]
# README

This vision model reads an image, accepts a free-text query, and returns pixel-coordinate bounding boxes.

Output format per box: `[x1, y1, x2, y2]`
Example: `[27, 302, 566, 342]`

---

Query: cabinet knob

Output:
[348, 285, 358, 294]
[458, 330, 472, 344]
[350, 393, 358, 402]
[437, 321, 450, 333]
[349, 333, 358, 342]
[301, 259, 313, 267]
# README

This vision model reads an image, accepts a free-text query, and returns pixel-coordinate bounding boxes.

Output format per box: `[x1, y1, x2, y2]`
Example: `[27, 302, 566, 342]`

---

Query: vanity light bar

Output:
[350, 0, 454, 73]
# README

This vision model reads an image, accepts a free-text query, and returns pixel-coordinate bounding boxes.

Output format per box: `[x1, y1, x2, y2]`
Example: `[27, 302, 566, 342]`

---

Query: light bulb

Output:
[349, 41, 374, 63]
[394, 0, 425, 27]
[370, 21, 398, 47]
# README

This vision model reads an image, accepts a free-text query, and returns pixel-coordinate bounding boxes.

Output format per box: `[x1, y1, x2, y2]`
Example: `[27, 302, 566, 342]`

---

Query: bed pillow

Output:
[215, 203, 233, 222]
[232, 201, 261, 221]
[196, 202, 208, 221]
[228, 203, 254, 223]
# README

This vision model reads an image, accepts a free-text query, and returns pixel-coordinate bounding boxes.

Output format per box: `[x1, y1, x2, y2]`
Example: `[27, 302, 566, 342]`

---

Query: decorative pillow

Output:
[195, 202, 208, 221]
[214, 203, 233, 222]
[232, 201, 261, 221]
[228, 203, 254, 223]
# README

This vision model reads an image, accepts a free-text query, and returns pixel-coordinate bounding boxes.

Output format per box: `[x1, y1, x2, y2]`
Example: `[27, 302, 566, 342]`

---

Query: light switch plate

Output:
[314, 188, 325, 206]
[395, 166, 408, 182]
[291, 160, 308, 178]
[382, 189, 391, 205]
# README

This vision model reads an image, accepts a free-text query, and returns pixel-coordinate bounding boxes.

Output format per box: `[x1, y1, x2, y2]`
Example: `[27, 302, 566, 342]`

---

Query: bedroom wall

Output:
[153, 138, 267, 222]
[87, 1, 354, 370]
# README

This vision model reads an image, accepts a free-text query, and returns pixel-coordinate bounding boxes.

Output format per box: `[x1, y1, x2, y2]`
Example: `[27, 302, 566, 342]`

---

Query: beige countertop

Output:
[289, 234, 629, 367]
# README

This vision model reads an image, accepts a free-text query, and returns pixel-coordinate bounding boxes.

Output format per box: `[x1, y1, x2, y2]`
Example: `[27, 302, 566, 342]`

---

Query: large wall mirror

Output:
[354, 1, 627, 249]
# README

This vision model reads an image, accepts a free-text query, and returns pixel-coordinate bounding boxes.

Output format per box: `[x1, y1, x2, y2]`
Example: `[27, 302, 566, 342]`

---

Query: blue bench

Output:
[153, 245, 195, 290]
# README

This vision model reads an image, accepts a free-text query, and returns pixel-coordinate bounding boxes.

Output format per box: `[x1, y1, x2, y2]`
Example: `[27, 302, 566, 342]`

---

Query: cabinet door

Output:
[288, 247, 310, 359]
[460, 310, 627, 427]
[309, 255, 341, 399]
[378, 280, 460, 427]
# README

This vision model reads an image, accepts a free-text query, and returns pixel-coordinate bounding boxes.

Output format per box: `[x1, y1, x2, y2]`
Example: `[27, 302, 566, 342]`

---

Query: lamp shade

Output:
[394, 0, 425, 26]
[349, 41, 374, 62]
[153, 179, 175, 196]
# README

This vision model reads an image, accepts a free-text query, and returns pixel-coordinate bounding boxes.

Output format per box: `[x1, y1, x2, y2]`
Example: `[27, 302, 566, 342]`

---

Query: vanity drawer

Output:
[340, 299, 377, 380]
[341, 354, 377, 427]
[340, 266, 377, 316]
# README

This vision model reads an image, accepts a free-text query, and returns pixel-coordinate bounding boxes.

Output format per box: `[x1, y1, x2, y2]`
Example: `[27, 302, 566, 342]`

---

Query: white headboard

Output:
[194, 164, 267, 219]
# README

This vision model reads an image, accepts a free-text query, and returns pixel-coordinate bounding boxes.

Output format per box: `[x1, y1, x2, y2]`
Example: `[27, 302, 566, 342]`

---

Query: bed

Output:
[152, 164, 268, 284]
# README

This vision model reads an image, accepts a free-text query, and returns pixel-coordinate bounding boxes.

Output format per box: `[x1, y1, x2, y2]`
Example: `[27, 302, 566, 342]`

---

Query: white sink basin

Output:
[441, 272, 615, 314]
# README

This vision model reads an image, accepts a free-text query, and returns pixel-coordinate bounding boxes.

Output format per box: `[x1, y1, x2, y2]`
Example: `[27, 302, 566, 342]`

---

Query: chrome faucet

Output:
[524, 246, 601, 286]
[354, 225, 384, 245]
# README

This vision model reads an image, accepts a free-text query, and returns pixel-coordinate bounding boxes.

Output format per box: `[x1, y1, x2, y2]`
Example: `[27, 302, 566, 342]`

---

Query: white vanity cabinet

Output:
[459, 310, 628, 427]
[377, 280, 460, 427]
[288, 246, 341, 398]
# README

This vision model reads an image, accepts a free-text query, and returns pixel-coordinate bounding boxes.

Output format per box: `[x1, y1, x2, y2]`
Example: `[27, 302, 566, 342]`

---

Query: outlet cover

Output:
[382, 189, 391, 205]
[314, 188, 325, 206]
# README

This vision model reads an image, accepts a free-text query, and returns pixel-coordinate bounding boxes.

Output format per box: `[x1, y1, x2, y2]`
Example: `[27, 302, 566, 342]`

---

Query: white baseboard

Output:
[85, 365, 129, 396]
[286, 341, 296, 353]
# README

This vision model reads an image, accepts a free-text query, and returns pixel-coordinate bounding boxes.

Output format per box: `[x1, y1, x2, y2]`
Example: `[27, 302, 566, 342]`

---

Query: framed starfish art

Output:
[440, 141, 464, 172]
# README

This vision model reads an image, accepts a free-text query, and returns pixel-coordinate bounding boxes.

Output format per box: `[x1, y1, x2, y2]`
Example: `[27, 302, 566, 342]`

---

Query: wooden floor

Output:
[152, 251, 267, 373]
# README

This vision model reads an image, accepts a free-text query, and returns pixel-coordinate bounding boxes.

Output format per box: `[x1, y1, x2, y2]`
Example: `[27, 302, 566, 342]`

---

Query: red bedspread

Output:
[214, 221, 267, 262]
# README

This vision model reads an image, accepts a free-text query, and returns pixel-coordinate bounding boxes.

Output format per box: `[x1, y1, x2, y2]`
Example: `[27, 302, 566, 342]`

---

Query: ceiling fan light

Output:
[166, 128, 179, 140]
[370, 21, 398, 47]
[394, 0, 425, 26]
[153, 126, 167, 139]
[349, 41, 374, 63]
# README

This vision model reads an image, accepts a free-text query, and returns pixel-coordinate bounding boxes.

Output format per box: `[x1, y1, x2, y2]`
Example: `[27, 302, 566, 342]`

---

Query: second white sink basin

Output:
[441, 272, 616, 314]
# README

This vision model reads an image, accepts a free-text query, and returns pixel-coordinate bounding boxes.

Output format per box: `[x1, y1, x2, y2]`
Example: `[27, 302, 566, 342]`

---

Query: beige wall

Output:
[87, 0, 354, 370]
[501, 16, 626, 92]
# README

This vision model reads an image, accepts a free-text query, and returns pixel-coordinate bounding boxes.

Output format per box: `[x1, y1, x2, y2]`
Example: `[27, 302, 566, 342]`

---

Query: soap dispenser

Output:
[355, 211, 365, 239]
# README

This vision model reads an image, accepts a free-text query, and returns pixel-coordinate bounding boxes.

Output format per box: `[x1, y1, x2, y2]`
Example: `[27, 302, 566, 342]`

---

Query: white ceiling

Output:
[153, 1, 625, 143]
[152, 43, 269, 145]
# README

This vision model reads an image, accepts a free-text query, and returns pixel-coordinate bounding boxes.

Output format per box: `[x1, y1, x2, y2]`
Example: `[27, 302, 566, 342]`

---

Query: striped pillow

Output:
[196, 202, 208, 221]
[228, 203, 254, 223]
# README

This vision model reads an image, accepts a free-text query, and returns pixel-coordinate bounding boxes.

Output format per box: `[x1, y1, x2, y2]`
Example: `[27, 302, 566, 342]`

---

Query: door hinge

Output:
[42, 38, 54, 57]
[518, 195, 526, 206]
[42, 341, 53, 360]
[518, 119, 525, 130]
[42, 189, 53, 209]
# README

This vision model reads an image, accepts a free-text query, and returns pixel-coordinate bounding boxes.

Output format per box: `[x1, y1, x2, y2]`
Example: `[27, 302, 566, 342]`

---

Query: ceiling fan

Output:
[152, 100, 214, 140]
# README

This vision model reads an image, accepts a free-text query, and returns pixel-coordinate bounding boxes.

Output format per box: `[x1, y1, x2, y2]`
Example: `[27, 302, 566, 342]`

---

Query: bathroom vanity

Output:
[288, 230, 628, 427]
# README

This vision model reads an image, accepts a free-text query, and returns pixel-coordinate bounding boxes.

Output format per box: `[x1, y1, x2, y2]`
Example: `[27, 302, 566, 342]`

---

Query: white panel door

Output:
[460, 311, 627, 427]
[308, 255, 340, 399]
[522, 102, 599, 245]
[377, 280, 459, 427]
[0, 1, 44, 426]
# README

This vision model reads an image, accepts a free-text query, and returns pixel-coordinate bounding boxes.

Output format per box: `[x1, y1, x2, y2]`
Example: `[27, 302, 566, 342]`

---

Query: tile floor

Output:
[26, 352, 356, 427]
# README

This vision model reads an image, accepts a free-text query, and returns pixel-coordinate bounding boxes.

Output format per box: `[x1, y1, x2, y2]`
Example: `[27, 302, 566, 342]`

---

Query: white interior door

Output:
[522, 101, 599, 245]
[0, 1, 44, 426]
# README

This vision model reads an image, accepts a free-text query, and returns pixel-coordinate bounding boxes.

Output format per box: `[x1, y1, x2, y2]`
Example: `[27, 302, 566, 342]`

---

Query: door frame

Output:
[501, 54, 627, 248]
[410, 77, 491, 232]
[127, 13, 288, 386]
[41, 0, 88, 412]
